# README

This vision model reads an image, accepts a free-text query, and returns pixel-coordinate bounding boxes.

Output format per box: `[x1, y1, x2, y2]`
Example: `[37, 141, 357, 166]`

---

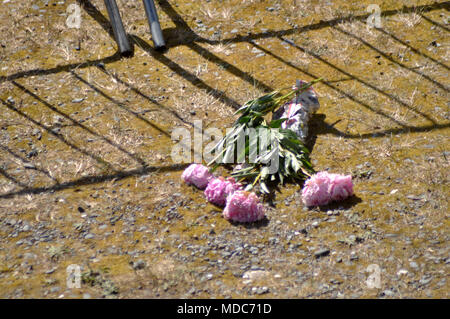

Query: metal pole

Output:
[142, 0, 166, 50]
[104, 0, 132, 56]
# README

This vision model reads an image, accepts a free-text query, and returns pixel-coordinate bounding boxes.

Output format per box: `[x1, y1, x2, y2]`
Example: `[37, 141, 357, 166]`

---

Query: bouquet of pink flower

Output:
[180, 78, 358, 225]
[204, 176, 243, 207]
[301, 171, 353, 207]
[223, 190, 265, 223]
[182, 164, 265, 223]
[181, 164, 213, 189]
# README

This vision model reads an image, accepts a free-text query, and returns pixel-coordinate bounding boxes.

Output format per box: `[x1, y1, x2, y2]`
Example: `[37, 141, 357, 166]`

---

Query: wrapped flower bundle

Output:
[223, 191, 265, 223]
[301, 171, 353, 207]
[204, 176, 243, 207]
[272, 80, 320, 142]
[181, 79, 356, 225]
[209, 78, 323, 194]
[181, 163, 213, 189]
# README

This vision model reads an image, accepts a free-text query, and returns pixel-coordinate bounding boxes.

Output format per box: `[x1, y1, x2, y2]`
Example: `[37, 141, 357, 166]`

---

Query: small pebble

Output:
[50, 287, 60, 293]
[410, 261, 419, 269]
[381, 289, 395, 297]
[205, 273, 213, 280]
[23, 163, 36, 169]
[314, 248, 330, 258]
[45, 267, 56, 274]
[419, 276, 432, 286]
[397, 269, 408, 276]
[84, 233, 95, 240]
[251, 286, 269, 295]
[132, 260, 146, 270]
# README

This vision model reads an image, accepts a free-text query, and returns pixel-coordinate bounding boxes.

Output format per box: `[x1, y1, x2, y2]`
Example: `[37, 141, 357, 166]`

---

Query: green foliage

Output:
[208, 78, 323, 193]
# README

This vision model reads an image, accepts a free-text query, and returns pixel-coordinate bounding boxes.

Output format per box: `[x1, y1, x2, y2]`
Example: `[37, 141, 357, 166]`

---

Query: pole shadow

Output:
[0, 145, 59, 184]
[0, 51, 122, 84]
[0, 163, 189, 199]
[198, 2, 450, 46]
[420, 12, 450, 32]
[278, 34, 440, 124]
[70, 70, 172, 137]
[248, 41, 450, 140]
[332, 26, 448, 93]
[11, 80, 148, 168]
[130, 34, 242, 110]
[0, 97, 116, 172]
[374, 27, 449, 71]
[0, 167, 29, 188]
[96, 64, 193, 126]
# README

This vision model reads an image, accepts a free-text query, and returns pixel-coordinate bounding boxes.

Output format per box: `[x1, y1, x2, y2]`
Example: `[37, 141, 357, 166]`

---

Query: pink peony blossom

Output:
[301, 171, 353, 206]
[301, 171, 332, 206]
[328, 173, 353, 201]
[181, 164, 213, 189]
[223, 191, 265, 223]
[204, 176, 243, 207]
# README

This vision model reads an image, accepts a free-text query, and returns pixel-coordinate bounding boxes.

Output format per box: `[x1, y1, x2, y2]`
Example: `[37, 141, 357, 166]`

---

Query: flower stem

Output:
[252, 172, 262, 186]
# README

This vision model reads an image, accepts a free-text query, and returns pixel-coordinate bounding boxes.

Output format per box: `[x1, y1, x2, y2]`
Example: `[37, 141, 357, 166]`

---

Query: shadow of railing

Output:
[96, 64, 193, 126]
[130, 34, 242, 110]
[374, 27, 449, 71]
[0, 144, 59, 184]
[157, 0, 274, 93]
[0, 97, 116, 172]
[333, 26, 449, 93]
[249, 41, 408, 128]
[278, 34, 439, 124]
[249, 41, 450, 139]
[70, 70, 172, 137]
[310, 113, 450, 140]
[11, 80, 148, 168]
[0, 51, 122, 84]
[420, 12, 449, 32]
[0, 163, 188, 199]
[0, 167, 29, 188]
[199, 1, 450, 45]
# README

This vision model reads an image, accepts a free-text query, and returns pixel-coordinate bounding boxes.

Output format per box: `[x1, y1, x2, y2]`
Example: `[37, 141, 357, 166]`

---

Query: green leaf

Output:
[278, 171, 284, 184]
[208, 79, 324, 193]
[268, 118, 287, 128]
[209, 163, 220, 173]
[279, 128, 299, 140]
[237, 116, 251, 124]
[292, 157, 301, 173]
